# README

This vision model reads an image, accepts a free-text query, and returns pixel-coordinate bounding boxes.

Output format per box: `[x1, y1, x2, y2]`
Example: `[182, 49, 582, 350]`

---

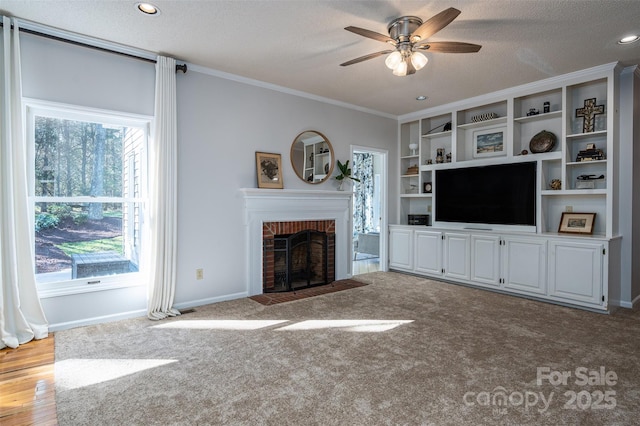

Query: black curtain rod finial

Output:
[176, 63, 187, 74]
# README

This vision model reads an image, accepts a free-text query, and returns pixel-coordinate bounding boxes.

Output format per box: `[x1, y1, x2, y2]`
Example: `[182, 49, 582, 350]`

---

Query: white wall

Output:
[618, 66, 640, 307]
[173, 68, 397, 307]
[19, 33, 397, 329]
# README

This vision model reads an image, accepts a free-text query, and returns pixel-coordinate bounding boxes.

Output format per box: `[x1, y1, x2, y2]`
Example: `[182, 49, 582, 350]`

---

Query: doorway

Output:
[350, 146, 388, 276]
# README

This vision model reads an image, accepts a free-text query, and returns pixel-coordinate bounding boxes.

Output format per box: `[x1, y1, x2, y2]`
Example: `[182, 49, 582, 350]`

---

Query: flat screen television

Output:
[435, 162, 536, 230]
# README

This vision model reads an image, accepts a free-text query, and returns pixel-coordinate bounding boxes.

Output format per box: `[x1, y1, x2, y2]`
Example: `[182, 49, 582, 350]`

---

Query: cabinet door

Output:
[444, 232, 470, 281]
[415, 230, 442, 275]
[548, 240, 604, 306]
[389, 227, 413, 270]
[471, 234, 501, 286]
[502, 237, 546, 295]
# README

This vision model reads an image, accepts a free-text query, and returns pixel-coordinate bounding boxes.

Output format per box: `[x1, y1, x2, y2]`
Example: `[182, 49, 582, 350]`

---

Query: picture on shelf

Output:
[473, 125, 505, 158]
[558, 212, 596, 235]
[255, 152, 283, 189]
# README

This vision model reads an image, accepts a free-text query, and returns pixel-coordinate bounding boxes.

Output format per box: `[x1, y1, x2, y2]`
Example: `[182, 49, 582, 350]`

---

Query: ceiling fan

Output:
[340, 7, 481, 76]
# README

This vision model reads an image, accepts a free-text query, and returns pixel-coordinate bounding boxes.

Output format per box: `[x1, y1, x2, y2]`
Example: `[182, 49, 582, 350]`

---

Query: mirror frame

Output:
[290, 130, 335, 184]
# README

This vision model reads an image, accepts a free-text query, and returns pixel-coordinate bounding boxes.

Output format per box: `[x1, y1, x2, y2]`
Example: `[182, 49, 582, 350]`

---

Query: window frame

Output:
[25, 98, 152, 298]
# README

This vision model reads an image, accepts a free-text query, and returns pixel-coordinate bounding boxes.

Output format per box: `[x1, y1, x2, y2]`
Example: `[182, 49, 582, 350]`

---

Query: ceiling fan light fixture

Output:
[411, 51, 428, 71]
[392, 60, 408, 77]
[385, 51, 403, 69]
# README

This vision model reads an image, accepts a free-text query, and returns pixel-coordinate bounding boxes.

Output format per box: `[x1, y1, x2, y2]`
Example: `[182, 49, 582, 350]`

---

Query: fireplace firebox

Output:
[263, 220, 335, 293]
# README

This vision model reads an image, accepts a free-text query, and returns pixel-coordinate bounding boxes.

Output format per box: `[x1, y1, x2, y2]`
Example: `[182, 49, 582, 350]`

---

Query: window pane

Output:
[35, 202, 141, 283]
[34, 116, 145, 197]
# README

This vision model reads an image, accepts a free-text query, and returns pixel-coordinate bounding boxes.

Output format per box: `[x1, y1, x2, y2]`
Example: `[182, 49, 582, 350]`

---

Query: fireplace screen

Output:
[264, 229, 329, 292]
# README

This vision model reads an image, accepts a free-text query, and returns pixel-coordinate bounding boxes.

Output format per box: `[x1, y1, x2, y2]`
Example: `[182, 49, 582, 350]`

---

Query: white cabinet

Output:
[414, 230, 443, 275]
[389, 226, 413, 271]
[444, 232, 470, 281]
[501, 236, 547, 296]
[470, 234, 547, 295]
[548, 240, 605, 306]
[470, 234, 501, 286]
[388, 226, 610, 310]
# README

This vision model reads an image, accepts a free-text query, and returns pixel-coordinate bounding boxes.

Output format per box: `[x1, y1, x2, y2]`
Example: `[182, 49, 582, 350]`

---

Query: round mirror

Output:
[290, 130, 334, 184]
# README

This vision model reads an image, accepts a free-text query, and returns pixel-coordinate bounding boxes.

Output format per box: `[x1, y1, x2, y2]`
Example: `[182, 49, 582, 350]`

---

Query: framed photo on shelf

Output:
[558, 212, 596, 235]
[473, 125, 506, 158]
[255, 152, 283, 189]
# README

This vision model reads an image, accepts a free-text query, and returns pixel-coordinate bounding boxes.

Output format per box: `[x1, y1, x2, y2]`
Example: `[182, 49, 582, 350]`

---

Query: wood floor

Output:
[0, 336, 58, 425]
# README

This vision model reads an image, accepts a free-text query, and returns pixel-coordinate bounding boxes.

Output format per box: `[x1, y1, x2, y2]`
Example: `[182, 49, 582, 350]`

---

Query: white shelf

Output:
[401, 174, 419, 178]
[566, 130, 607, 139]
[457, 116, 508, 130]
[541, 189, 607, 196]
[513, 110, 562, 123]
[567, 160, 607, 166]
[401, 154, 419, 159]
[400, 193, 431, 198]
[421, 130, 452, 139]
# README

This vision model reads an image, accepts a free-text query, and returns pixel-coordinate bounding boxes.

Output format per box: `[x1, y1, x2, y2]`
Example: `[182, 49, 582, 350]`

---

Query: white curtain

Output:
[0, 17, 48, 349]
[147, 56, 180, 320]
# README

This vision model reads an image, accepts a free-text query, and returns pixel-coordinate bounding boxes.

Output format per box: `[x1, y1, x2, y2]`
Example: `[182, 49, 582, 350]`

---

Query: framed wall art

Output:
[558, 212, 596, 235]
[473, 125, 506, 158]
[255, 152, 283, 189]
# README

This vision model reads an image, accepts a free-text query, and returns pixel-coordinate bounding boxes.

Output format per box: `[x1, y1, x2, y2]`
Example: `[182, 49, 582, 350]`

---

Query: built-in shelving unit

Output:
[397, 63, 619, 239]
[392, 62, 628, 312]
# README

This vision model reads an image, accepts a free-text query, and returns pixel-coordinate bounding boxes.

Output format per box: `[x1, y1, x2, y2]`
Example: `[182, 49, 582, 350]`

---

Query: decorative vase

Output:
[436, 148, 445, 164]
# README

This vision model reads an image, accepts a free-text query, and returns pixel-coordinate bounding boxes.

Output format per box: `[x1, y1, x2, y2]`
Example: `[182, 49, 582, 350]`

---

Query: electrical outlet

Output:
[566, 205, 573, 212]
[196, 268, 204, 280]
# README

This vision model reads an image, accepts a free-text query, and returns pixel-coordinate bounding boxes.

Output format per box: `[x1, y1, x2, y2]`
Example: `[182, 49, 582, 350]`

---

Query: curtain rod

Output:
[0, 20, 187, 73]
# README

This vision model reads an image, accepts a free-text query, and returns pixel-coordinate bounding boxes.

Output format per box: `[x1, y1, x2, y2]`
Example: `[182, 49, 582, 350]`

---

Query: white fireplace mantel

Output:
[239, 188, 352, 295]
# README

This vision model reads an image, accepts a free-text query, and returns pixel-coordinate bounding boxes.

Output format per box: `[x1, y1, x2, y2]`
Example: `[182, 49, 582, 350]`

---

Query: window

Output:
[27, 101, 149, 293]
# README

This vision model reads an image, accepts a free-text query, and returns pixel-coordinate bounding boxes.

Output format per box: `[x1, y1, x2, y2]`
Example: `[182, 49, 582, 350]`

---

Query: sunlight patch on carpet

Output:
[151, 319, 289, 330]
[277, 319, 414, 332]
[55, 359, 177, 390]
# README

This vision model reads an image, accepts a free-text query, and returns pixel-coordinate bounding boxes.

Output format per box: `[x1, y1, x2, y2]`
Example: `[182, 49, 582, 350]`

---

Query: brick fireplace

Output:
[263, 220, 335, 292]
[240, 188, 352, 296]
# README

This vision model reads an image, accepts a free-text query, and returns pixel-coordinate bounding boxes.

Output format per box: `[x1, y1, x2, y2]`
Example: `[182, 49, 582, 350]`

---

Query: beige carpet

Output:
[54, 272, 640, 425]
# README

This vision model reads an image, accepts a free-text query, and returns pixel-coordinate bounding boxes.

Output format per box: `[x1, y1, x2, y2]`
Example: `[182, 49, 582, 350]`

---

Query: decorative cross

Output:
[576, 98, 605, 133]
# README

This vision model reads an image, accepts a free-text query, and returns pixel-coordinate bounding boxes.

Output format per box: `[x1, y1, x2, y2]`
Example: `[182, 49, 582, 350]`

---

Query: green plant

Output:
[47, 203, 71, 219]
[72, 212, 89, 225]
[35, 212, 59, 232]
[335, 160, 361, 182]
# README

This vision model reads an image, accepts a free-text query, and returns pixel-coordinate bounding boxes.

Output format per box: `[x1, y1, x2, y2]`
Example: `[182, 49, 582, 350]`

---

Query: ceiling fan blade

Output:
[344, 26, 396, 45]
[410, 7, 461, 42]
[415, 41, 482, 53]
[340, 50, 394, 66]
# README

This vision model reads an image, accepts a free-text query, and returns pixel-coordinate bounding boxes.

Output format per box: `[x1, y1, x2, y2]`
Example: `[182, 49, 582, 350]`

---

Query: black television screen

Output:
[435, 162, 536, 227]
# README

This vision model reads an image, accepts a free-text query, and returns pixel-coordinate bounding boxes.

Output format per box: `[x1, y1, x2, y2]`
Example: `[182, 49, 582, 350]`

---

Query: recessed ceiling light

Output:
[416, 95, 428, 101]
[618, 35, 639, 44]
[136, 2, 160, 15]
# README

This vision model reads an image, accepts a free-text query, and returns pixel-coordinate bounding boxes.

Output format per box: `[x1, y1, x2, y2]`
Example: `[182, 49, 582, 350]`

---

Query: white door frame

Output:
[350, 145, 389, 274]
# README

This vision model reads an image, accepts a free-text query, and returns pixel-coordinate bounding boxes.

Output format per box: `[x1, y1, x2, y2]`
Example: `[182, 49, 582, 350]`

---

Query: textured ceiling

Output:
[2, 0, 640, 117]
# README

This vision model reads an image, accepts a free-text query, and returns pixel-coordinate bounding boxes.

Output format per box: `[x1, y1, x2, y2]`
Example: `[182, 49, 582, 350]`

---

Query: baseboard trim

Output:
[49, 308, 148, 332]
[173, 292, 248, 311]
[48, 292, 249, 331]
[615, 293, 640, 309]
